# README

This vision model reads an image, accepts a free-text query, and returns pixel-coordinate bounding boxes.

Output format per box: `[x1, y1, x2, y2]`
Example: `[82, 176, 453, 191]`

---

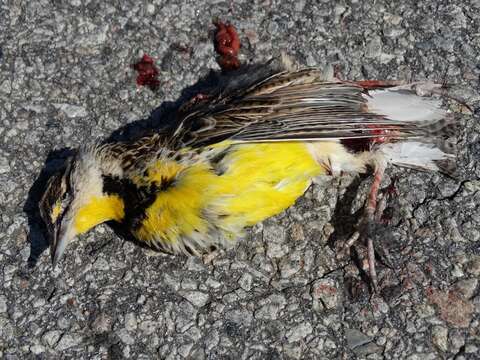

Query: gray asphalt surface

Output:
[1, 0, 480, 359]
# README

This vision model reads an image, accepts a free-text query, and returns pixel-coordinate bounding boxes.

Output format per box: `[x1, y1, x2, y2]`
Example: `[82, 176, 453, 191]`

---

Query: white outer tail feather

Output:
[365, 85, 456, 174]
[379, 141, 454, 172]
[365, 87, 447, 122]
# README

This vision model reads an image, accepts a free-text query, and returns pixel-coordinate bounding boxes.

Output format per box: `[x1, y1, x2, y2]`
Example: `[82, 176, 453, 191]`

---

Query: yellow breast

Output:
[211, 142, 322, 230]
[133, 141, 325, 251]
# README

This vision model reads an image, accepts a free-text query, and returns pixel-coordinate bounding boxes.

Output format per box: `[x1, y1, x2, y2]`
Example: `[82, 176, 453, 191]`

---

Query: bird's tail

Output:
[364, 82, 458, 175]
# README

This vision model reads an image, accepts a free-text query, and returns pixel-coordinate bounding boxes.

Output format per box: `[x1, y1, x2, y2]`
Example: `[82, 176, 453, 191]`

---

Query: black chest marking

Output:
[102, 175, 168, 231]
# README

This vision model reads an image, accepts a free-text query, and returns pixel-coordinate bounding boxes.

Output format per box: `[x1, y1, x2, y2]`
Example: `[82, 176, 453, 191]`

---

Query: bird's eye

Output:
[50, 200, 63, 223]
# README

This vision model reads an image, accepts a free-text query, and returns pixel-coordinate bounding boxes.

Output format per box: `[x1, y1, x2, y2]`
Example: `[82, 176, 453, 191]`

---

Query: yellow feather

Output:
[145, 160, 185, 183]
[213, 142, 322, 228]
[134, 163, 217, 243]
[134, 142, 325, 245]
[132, 160, 185, 186]
[74, 195, 125, 235]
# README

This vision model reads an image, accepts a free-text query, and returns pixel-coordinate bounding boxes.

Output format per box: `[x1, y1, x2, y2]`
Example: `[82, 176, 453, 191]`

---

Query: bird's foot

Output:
[342, 165, 387, 293]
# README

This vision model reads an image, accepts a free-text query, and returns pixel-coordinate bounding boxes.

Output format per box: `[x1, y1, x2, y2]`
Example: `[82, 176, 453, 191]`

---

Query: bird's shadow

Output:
[326, 175, 365, 248]
[326, 175, 377, 290]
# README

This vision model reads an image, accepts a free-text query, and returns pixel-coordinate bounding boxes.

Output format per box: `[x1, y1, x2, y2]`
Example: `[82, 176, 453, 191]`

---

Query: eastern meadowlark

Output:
[39, 58, 457, 288]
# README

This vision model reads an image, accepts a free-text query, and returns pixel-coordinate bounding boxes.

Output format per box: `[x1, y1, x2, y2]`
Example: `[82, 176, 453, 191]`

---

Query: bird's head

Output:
[39, 147, 125, 265]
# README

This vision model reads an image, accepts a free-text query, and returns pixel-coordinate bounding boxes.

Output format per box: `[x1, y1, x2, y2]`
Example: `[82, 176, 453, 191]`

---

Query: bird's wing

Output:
[171, 68, 445, 148]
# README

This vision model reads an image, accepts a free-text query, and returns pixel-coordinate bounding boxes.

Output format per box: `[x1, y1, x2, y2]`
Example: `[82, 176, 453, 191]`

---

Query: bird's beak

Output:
[51, 216, 75, 266]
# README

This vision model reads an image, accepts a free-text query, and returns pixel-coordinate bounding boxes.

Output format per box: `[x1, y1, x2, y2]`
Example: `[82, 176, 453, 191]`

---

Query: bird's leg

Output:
[364, 165, 385, 292]
[344, 164, 386, 292]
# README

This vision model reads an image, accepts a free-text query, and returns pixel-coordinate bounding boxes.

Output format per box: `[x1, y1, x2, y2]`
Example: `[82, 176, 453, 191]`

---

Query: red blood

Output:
[384, 180, 398, 197]
[131, 54, 160, 91]
[179, 93, 212, 113]
[190, 93, 210, 103]
[366, 124, 390, 145]
[213, 20, 241, 71]
[341, 125, 393, 153]
[214, 22, 240, 57]
[217, 54, 241, 71]
[355, 80, 402, 89]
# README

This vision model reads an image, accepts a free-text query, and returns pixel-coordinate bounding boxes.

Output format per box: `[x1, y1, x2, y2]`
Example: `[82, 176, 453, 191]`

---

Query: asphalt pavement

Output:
[0, 0, 479, 358]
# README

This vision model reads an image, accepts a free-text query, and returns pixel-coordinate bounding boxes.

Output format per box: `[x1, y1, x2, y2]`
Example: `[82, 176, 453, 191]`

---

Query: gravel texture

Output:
[1, 0, 480, 359]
